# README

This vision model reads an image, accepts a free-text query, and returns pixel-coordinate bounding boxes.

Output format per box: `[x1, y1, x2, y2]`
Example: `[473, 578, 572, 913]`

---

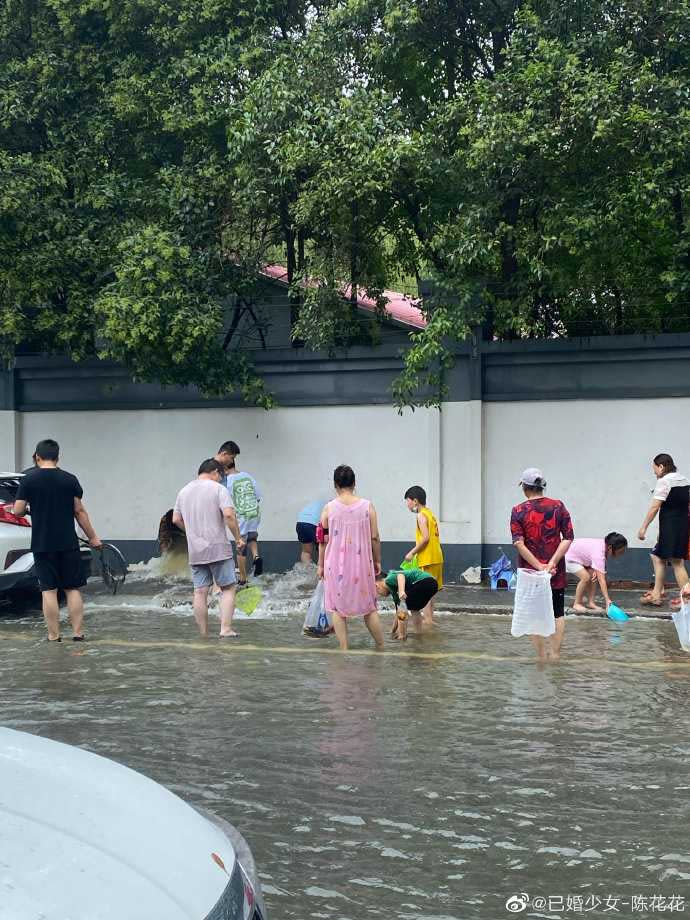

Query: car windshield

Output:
[0, 475, 22, 504]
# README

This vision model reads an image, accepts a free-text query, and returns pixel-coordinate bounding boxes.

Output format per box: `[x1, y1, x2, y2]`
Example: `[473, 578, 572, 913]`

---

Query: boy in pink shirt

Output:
[565, 533, 627, 612]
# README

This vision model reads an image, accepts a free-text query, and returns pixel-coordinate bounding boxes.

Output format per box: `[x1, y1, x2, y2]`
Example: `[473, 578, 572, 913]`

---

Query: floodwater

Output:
[2, 563, 690, 920]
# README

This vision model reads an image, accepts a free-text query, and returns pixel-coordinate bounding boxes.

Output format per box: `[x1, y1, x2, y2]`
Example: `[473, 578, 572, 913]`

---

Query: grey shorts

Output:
[238, 532, 258, 557]
[191, 558, 237, 589]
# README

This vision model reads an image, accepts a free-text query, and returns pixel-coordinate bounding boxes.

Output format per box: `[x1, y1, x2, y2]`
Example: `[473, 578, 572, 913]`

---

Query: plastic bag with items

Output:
[672, 598, 690, 652]
[303, 580, 333, 638]
[489, 553, 515, 590]
[511, 568, 555, 637]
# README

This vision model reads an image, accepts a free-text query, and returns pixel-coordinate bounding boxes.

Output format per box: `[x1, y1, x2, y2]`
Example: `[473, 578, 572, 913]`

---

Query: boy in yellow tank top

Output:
[403, 486, 444, 626]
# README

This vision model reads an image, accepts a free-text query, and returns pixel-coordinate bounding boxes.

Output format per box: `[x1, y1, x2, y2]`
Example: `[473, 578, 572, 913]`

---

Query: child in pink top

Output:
[565, 533, 627, 612]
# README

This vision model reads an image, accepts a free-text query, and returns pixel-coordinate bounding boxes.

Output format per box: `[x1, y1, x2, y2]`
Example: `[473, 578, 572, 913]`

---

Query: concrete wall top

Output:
[2, 331, 690, 412]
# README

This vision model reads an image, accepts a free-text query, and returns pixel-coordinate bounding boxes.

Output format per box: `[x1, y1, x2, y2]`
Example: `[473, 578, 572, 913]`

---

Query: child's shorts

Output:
[406, 577, 438, 613]
[421, 563, 443, 590]
[296, 522, 317, 545]
[566, 560, 589, 574]
[238, 532, 259, 557]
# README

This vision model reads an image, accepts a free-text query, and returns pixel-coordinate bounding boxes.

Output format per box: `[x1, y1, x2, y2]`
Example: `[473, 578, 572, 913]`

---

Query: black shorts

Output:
[296, 522, 317, 545]
[405, 577, 438, 612]
[552, 587, 565, 619]
[33, 549, 86, 592]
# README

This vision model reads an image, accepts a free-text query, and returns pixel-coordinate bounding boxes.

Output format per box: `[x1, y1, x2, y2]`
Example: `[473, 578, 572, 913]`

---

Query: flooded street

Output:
[2, 564, 690, 919]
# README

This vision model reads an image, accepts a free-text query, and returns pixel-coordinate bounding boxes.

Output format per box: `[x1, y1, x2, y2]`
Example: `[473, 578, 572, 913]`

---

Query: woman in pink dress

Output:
[317, 465, 384, 651]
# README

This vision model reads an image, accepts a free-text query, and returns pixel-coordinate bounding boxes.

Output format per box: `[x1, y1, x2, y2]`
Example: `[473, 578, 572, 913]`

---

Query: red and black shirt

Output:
[510, 497, 574, 590]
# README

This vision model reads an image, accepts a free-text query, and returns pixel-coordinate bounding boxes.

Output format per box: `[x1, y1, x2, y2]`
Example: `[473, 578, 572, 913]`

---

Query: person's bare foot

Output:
[572, 603, 588, 613]
[586, 603, 603, 612]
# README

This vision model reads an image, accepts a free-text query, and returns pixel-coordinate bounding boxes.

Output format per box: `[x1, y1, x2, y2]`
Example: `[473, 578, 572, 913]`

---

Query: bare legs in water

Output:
[332, 610, 385, 651]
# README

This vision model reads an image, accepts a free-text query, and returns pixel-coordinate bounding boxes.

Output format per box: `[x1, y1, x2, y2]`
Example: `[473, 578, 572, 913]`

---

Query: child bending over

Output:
[376, 568, 439, 641]
[565, 533, 627, 612]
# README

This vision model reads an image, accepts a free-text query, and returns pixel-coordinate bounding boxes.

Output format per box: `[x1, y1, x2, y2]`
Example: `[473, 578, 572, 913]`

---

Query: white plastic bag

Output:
[511, 568, 555, 637]
[672, 600, 690, 652]
[303, 580, 332, 635]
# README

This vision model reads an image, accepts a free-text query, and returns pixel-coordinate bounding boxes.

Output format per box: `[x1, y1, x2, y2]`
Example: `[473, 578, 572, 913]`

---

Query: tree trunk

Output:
[281, 196, 302, 345]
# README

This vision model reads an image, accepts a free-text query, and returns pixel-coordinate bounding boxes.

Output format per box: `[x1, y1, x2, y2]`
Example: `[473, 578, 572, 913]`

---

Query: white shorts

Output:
[566, 560, 589, 575]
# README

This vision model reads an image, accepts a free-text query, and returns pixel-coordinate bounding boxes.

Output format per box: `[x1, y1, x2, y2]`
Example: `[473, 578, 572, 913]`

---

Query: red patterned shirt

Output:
[510, 497, 574, 590]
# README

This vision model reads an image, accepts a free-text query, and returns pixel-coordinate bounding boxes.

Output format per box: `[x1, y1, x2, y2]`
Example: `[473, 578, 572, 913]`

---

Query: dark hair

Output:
[218, 441, 240, 456]
[35, 439, 59, 461]
[334, 465, 355, 489]
[525, 482, 545, 493]
[377, 571, 389, 581]
[653, 453, 676, 475]
[198, 458, 223, 475]
[404, 486, 427, 505]
[605, 532, 628, 553]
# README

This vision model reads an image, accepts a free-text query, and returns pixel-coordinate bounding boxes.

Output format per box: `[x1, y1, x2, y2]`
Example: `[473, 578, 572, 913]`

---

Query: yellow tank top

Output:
[416, 506, 443, 567]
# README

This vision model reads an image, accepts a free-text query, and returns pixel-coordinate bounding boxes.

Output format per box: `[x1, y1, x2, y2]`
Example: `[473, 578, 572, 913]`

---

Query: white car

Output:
[0, 472, 91, 598]
[0, 727, 267, 919]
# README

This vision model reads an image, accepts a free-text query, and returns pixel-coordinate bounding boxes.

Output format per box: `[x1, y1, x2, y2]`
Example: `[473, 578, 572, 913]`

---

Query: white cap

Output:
[519, 468, 546, 488]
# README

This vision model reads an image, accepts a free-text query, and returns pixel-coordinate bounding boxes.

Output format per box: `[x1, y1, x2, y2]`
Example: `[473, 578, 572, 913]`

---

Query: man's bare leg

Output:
[300, 543, 314, 565]
[238, 556, 247, 583]
[65, 589, 84, 637]
[42, 590, 61, 641]
[219, 584, 237, 636]
[333, 612, 349, 650]
[549, 618, 566, 660]
[193, 587, 210, 637]
[364, 610, 385, 649]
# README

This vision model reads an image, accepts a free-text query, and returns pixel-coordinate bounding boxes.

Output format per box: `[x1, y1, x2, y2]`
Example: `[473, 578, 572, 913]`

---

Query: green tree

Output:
[1, 0, 689, 408]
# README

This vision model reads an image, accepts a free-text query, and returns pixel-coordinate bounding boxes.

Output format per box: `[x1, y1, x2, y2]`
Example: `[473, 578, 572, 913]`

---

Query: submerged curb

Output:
[440, 602, 672, 621]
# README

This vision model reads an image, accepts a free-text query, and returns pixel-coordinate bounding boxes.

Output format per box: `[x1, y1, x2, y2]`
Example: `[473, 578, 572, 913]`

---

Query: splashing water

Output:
[98, 557, 320, 620]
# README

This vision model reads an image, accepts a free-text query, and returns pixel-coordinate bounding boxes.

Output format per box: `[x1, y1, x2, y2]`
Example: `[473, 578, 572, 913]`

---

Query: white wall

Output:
[483, 399, 690, 546]
[18, 398, 690, 553]
[16, 403, 480, 545]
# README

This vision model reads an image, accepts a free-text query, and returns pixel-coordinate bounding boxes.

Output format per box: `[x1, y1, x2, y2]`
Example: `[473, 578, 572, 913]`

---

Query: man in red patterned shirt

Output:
[510, 468, 574, 660]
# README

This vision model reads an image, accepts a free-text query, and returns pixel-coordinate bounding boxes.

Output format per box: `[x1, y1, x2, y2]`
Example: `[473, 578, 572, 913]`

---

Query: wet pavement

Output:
[2, 563, 690, 920]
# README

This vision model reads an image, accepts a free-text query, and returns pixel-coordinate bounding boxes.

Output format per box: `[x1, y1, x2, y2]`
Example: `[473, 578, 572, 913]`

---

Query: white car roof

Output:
[0, 728, 236, 919]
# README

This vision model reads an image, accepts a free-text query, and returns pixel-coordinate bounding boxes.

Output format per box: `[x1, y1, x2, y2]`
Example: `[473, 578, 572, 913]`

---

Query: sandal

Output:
[640, 595, 664, 607]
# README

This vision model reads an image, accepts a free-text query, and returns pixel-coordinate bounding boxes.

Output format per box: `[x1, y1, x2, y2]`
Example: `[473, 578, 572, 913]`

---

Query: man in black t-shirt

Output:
[14, 438, 102, 642]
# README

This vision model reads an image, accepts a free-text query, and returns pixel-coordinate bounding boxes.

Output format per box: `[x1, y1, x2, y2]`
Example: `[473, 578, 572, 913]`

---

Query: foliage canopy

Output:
[1, 0, 688, 406]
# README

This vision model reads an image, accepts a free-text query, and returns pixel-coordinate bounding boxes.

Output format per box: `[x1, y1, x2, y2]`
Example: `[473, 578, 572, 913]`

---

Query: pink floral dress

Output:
[324, 498, 378, 617]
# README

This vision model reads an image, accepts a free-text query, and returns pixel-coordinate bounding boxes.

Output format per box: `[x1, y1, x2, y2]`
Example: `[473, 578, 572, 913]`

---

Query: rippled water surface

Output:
[2, 564, 690, 919]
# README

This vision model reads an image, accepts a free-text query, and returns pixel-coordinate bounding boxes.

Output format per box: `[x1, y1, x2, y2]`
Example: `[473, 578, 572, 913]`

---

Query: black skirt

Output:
[654, 484, 690, 560]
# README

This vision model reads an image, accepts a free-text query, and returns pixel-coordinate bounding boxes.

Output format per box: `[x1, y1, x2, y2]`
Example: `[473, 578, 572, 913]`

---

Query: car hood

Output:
[0, 728, 236, 919]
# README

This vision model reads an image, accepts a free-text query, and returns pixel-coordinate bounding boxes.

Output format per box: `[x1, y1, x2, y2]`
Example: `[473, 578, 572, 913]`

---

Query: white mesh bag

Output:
[672, 599, 690, 652]
[511, 568, 555, 637]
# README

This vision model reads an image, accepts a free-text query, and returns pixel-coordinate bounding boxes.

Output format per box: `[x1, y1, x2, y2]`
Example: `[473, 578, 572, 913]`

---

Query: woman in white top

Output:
[638, 453, 690, 606]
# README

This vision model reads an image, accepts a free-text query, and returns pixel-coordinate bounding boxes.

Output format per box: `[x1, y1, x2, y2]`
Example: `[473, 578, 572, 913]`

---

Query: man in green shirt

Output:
[376, 568, 439, 640]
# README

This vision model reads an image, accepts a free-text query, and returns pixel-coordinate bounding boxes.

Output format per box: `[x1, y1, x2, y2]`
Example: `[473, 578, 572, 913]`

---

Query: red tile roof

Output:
[260, 264, 426, 330]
